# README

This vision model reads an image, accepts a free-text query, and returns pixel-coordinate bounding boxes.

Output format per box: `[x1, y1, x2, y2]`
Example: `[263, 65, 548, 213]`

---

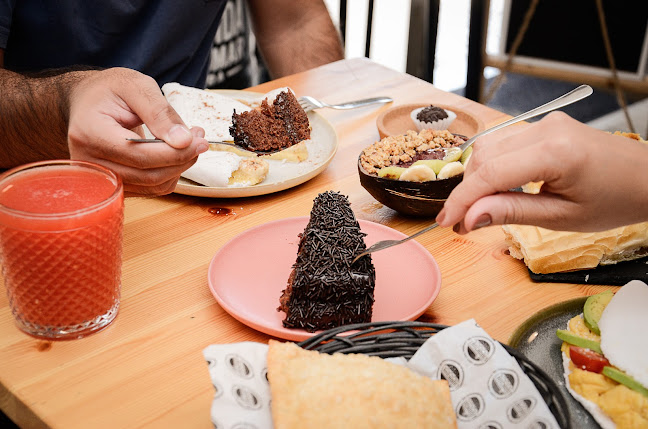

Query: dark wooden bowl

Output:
[358, 157, 463, 217]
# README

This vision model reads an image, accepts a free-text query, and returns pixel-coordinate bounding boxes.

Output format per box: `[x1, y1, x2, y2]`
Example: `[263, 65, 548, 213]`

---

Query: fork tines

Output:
[297, 97, 315, 113]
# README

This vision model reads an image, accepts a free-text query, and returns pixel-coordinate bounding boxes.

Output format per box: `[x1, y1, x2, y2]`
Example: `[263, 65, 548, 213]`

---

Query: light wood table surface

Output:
[0, 58, 615, 428]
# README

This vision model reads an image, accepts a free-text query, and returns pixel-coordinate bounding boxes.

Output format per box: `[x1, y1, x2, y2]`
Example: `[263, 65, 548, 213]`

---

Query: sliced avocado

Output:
[556, 329, 602, 354]
[377, 166, 406, 180]
[602, 366, 648, 398]
[412, 159, 447, 175]
[460, 146, 473, 164]
[583, 290, 614, 335]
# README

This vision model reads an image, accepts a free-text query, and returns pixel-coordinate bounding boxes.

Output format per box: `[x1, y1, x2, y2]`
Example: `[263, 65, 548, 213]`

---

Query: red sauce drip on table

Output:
[208, 207, 232, 216]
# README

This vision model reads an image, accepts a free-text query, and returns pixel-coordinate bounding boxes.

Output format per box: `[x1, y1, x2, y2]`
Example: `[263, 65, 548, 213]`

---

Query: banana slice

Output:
[437, 161, 464, 180]
[399, 164, 437, 182]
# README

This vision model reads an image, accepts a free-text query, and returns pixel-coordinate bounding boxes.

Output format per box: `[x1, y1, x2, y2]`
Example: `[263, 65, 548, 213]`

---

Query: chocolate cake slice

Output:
[278, 191, 376, 332]
[230, 90, 310, 153]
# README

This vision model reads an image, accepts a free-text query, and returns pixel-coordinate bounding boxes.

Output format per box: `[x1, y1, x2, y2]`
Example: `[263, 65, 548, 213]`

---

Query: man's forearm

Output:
[0, 68, 91, 169]
[248, 0, 344, 78]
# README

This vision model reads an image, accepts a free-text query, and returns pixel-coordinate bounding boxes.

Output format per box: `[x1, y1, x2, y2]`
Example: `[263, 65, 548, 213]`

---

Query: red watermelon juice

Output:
[0, 160, 124, 339]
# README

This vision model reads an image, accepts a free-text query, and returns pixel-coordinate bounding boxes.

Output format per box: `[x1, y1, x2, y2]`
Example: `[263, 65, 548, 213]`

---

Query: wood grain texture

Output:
[0, 58, 615, 428]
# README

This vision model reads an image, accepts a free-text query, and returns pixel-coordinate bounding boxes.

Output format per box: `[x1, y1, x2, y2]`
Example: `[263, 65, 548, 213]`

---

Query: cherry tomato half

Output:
[569, 345, 610, 373]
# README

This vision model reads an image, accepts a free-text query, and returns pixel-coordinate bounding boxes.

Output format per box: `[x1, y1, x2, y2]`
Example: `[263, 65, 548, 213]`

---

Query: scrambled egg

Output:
[600, 386, 648, 429]
[563, 315, 648, 428]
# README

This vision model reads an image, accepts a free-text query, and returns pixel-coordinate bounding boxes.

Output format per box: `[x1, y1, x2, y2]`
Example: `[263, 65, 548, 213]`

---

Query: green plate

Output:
[509, 297, 602, 429]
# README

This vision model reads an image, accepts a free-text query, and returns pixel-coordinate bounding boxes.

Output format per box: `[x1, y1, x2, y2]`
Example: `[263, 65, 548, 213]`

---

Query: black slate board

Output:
[529, 256, 648, 285]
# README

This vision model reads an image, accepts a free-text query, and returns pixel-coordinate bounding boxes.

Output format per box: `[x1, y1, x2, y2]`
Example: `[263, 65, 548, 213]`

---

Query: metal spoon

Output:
[454, 84, 593, 154]
[125, 138, 285, 155]
[353, 84, 594, 263]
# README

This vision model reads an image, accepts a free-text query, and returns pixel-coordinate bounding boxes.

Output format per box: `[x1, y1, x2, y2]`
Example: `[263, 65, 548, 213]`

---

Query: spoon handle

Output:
[460, 84, 593, 151]
[125, 138, 282, 155]
[326, 96, 394, 110]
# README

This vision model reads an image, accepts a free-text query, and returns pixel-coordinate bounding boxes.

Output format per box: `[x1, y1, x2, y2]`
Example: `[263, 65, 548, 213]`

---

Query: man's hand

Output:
[67, 68, 208, 196]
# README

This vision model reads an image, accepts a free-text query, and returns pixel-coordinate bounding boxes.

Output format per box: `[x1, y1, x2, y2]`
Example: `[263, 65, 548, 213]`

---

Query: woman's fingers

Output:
[438, 140, 563, 228]
[454, 191, 581, 233]
[438, 112, 648, 233]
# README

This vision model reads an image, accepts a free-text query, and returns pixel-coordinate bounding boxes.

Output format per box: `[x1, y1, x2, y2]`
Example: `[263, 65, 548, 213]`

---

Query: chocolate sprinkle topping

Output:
[278, 191, 376, 332]
[416, 105, 448, 123]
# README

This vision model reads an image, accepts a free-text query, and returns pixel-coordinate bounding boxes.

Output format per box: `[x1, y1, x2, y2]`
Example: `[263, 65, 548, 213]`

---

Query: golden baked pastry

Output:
[505, 131, 648, 273]
[612, 131, 646, 142]
[503, 223, 648, 274]
[267, 340, 457, 429]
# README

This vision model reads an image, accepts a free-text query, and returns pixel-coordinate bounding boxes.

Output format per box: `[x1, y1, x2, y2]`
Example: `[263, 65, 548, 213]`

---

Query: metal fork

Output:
[353, 222, 439, 263]
[298, 95, 393, 113]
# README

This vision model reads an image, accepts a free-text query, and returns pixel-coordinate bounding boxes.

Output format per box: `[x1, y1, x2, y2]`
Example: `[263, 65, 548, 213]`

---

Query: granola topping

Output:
[360, 129, 464, 175]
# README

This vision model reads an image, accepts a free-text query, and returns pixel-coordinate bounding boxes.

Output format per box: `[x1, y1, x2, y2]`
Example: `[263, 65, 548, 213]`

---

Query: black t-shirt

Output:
[1, 0, 227, 88]
[205, 0, 268, 90]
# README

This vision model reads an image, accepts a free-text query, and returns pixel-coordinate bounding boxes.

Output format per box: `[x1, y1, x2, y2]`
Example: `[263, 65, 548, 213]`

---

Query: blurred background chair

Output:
[466, 0, 648, 135]
[326, 0, 647, 136]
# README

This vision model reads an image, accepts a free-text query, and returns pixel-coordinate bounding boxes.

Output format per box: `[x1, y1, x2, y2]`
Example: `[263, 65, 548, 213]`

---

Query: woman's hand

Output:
[436, 112, 648, 233]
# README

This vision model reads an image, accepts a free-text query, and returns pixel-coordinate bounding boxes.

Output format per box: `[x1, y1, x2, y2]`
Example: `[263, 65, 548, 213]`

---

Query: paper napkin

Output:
[203, 320, 560, 429]
[203, 341, 272, 429]
[408, 319, 559, 428]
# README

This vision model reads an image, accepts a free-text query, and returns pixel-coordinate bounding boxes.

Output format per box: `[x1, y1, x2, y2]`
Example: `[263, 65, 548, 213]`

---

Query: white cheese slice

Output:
[599, 280, 648, 389]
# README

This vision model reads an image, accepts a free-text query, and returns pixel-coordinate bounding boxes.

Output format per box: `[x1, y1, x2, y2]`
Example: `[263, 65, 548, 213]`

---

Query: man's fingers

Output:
[108, 68, 192, 149]
[82, 155, 197, 189]
[72, 117, 206, 169]
[190, 127, 206, 139]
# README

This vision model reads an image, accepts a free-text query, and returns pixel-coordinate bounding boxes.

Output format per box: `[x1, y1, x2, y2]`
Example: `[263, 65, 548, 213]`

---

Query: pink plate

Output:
[208, 217, 441, 341]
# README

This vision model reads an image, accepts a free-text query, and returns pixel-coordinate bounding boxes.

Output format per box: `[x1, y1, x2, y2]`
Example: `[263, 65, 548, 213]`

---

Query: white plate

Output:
[173, 89, 338, 198]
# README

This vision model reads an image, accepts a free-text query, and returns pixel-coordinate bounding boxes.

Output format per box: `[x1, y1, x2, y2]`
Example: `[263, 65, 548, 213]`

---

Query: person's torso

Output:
[205, 0, 268, 90]
[2, 0, 227, 87]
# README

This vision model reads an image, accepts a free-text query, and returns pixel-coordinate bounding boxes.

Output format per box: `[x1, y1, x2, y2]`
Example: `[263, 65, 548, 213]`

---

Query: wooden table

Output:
[0, 58, 614, 428]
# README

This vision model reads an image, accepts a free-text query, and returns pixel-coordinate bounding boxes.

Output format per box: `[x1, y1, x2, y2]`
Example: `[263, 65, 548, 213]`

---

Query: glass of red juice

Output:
[0, 160, 124, 340]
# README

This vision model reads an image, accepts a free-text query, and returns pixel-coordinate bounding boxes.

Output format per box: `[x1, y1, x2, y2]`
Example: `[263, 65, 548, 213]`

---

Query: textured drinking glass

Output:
[0, 160, 124, 340]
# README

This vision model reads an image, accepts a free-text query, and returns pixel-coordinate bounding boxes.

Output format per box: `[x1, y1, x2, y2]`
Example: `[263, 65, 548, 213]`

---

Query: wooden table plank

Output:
[0, 58, 614, 428]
